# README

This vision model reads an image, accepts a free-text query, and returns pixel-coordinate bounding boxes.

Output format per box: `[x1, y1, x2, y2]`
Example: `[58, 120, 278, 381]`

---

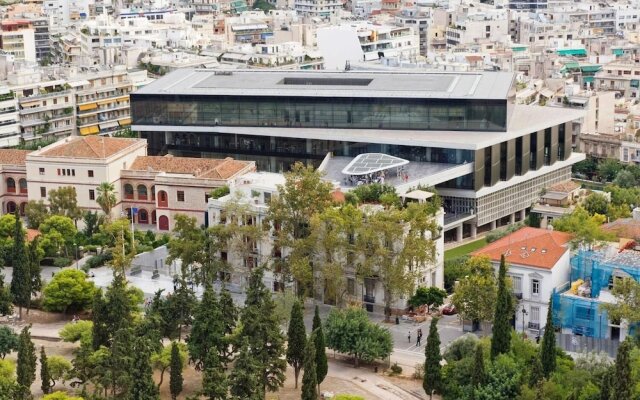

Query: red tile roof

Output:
[0, 149, 30, 166]
[40, 136, 141, 159]
[472, 227, 572, 270]
[129, 155, 254, 180]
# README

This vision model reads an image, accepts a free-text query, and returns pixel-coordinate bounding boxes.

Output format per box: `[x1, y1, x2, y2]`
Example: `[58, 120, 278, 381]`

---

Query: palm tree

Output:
[96, 182, 117, 220]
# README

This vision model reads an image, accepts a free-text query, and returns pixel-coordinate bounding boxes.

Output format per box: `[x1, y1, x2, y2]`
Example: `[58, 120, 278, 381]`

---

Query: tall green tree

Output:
[24, 200, 48, 229]
[540, 298, 557, 379]
[169, 342, 183, 400]
[0, 326, 18, 359]
[409, 286, 447, 313]
[130, 337, 159, 400]
[187, 285, 224, 370]
[423, 317, 442, 400]
[27, 237, 42, 313]
[600, 366, 614, 400]
[40, 346, 51, 394]
[471, 343, 485, 393]
[91, 289, 109, 350]
[301, 334, 317, 400]
[312, 305, 327, 394]
[529, 357, 543, 388]
[491, 255, 512, 359]
[0, 275, 13, 317]
[167, 215, 206, 282]
[612, 338, 633, 400]
[103, 274, 135, 342]
[286, 300, 306, 388]
[451, 256, 498, 325]
[10, 210, 29, 319]
[96, 182, 117, 220]
[201, 347, 228, 400]
[48, 186, 83, 223]
[240, 267, 287, 393]
[553, 206, 613, 249]
[16, 326, 36, 399]
[219, 285, 237, 363]
[229, 338, 263, 400]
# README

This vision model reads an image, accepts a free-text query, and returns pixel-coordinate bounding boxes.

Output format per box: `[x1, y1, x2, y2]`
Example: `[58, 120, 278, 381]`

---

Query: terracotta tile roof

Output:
[40, 136, 141, 159]
[548, 180, 580, 193]
[472, 227, 572, 270]
[603, 218, 640, 240]
[129, 155, 254, 180]
[0, 149, 30, 166]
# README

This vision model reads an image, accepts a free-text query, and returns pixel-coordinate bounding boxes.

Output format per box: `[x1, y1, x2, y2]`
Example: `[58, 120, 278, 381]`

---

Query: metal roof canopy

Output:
[341, 153, 409, 176]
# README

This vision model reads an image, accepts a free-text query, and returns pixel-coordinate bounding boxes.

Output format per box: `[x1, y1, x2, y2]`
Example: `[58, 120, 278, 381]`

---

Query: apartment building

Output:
[17, 86, 75, 142]
[294, 0, 342, 18]
[25, 136, 147, 217]
[0, 89, 21, 148]
[32, 18, 50, 62]
[474, 227, 572, 336]
[0, 20, 36, 63]
[595, 59, 640, 100]
[121, 155, 255, 231]
[446, 15, 509, 49]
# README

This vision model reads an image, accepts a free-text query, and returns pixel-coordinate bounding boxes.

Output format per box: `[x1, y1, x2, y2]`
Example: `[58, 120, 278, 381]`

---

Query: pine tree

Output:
[202, 345, 228, 400]
[40, 346, 51, 394]
[540, 298, 557, 378]
[169, 342, 183, 400]
[229, 338, 263, 400]
[471, 343, 484, 391]
[187, 285, 224, 370]
[490, 255, 512, 359]
[529, 356, 544, 387]
[104, 274, 134, 341]
[423, 317, 442, 399]
[301, 334, 317, 400]
[91, 288, 109, 350]
[613, 338, 633, 399]
[219, 285, 237, 365]
[10, 211, 30, 320]
[130, 337, 159, 400]
[312, 305, 327, 395]
[240, 266, 287, 393]
[16, 326, 36, 399]
[287, 300, 306, 388]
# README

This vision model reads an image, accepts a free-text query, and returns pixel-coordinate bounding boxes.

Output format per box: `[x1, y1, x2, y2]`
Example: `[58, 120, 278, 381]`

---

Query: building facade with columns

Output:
[132, 69, 586, 242]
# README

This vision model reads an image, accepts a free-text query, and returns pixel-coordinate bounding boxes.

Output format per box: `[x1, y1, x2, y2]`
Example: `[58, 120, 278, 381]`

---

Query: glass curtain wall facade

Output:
[131, 95, 508, 132]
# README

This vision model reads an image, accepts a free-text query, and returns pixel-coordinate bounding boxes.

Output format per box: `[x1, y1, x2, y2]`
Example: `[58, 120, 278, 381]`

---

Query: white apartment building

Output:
[446, 13, 509, 49]
[0, 22, 36, 63]
[474, 227, 572, 336]
[595, 59, 640, 100]
[294, 0, 342, 19]
[0, 88, 21, 148]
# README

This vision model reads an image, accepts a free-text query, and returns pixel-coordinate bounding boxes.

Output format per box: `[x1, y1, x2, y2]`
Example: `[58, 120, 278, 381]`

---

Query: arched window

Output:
[151, 185, 156, 201]
[6, 178, 15, 193]
[137, 185, 148, 200]
[6, 201, 16, 214]
[151, 210, 157, 224]
[157, 190, 168, 207]
[18, 179, 27, 194]
[138, 208, 148, 224]
[123, 184, 134, 200]
[19, 202, 26, 216]
[158, 215, 169, 231]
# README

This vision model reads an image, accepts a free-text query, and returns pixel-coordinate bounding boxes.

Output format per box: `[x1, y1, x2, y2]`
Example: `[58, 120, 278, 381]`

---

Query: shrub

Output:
[413, 363, 424, 379]
[53, 257, 71, 269]
[59, 320, 93, 343]
[83, 245, 98, 254]
[85, 252, 112, 269]
[351, 183, 397, 204]
[485, 222, 524, 243]
[43, 269, 96, 313]
[389, 362, 402, 375]
[210, 186, 230, 199]
[334, 395, 365, 400]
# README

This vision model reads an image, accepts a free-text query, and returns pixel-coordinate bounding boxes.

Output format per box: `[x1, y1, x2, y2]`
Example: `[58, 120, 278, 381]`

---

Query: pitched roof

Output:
[129, 155, 254, 180]
[40, 136, 142, 159]
[472, 227, 572, 270]
[0, 149, 30, 166]
[603, 218, 640, 240]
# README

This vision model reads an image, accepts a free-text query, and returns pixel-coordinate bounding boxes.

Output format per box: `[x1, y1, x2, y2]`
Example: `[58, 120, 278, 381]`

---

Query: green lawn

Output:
[444, 238, 488, 261]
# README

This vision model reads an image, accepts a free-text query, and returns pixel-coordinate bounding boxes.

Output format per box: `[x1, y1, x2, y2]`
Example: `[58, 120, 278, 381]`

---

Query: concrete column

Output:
[456, 225, 463, 242]
[470, 223, 477, 239]
[490, 220, 497, 230]
[510, 213, 516, 224]
[520, 209, 527, 221]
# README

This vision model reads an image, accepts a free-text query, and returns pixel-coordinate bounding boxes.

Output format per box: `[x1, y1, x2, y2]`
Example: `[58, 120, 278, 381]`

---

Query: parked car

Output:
[442, 303, 457, 315]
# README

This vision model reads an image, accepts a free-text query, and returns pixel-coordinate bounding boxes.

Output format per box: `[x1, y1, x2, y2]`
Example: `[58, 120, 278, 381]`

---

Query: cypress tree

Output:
[10, 211, 30, 320]
[301, 334, 317, 400]
[40, 346, 51, 394]
[187, 285, 224, 370]
[26, 237, 41, 314]
[130, 337, 159, 400]
[169, 342, 183, 400]
[423, 317, 442, 400]
[312, 305, 327, 395]
[490, 255, 512, 359]
[91, 288, 109, 350]
[600, 366, 614, 400]
[240, 266, 286, 393]
[104, 274, 134, 341]
[529, 357, 544, 387]
[229, 338, 263, 400]
[540, 298, 557, 378]
[202, 345, 228, 400]
[286, 300, 306, 388]
[16, 326, 36, 399]
[471, 343, 484, 390]
[612, 338, 633, 400]
[220, 285, 238, 335]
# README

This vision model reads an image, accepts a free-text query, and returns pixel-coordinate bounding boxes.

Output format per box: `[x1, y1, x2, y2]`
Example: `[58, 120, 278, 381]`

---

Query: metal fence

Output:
[556, 332, 620, 358]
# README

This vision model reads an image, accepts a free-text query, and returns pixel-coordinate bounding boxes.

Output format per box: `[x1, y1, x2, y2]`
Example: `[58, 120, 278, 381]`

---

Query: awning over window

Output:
[118, 118, 131, 126]
[79, 125, 99, 135]
[97, 99, 115, 106]
[115, 96, 129, 103]
[557, 49, 587, 57]
[99, 121, 119, 130]
[613, 48, 624, 56]
[78, 103, 97, 111]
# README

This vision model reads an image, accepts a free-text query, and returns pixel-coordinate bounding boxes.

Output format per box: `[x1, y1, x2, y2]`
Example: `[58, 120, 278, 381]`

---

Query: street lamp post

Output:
[521, 306, 528, 337]
[73, 242, 78, 270]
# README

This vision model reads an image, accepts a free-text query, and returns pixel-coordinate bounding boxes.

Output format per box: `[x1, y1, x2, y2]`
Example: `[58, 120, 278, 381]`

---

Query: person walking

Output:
[408, 330, 412, 343]
[416, 329, 422, 346]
